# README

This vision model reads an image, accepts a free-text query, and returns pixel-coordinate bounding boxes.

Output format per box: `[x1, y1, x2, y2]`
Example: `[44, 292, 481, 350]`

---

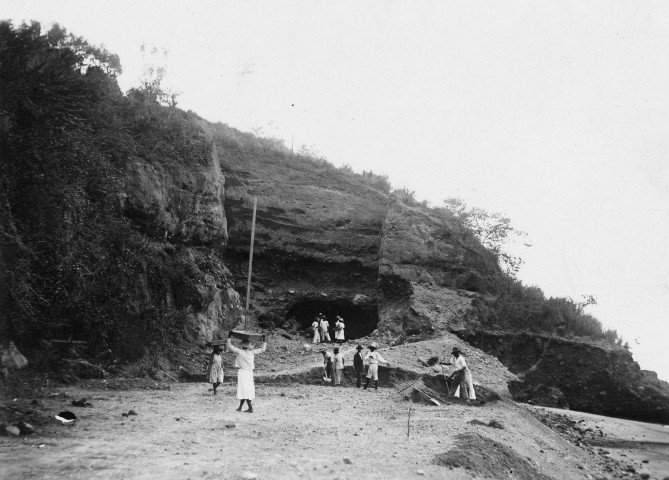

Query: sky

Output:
[4, 1, 669, 380]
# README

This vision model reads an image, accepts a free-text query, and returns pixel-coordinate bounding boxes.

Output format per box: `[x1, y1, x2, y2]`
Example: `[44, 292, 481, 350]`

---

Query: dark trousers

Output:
[355, 368, 363, 387]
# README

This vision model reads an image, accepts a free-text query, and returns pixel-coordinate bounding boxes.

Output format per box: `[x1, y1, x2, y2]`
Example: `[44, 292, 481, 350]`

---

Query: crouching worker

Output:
[227, 333, 267, 413]
[208, 345, 225, 395]
[364, 342, 391, 390]
[320, 349, 334, 384]
[447, 346, 476, 401]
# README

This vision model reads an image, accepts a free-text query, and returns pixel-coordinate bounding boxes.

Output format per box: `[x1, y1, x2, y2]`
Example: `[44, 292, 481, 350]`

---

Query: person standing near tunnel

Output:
[364, 342, 391, 390]
[311, 315, 320, 344]
[319, 314, 331, 343]
[334, 316, 345, 344]
[354, 345, 364, 387]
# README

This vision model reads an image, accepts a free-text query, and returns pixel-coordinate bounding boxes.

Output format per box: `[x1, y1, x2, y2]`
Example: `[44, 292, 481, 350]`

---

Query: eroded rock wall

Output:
[376, 202, 499, 343]
[459, 331, 669, 423]
[117, 123, 241, 344]
[214, 134, 499, 342]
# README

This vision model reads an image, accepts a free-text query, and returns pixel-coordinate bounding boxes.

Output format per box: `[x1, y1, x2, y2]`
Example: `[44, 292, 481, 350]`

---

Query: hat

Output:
[451, 347, 461, 354]
[240, 340, 253, 349]
[369, 342, 378, 349]
[356, 345, 363, 351]
[55, 411, 76, 425]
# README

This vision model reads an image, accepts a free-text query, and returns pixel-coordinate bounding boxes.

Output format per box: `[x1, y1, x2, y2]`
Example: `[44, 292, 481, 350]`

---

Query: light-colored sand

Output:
[1, 382, 602, 480]
[533, 406, 669, 479]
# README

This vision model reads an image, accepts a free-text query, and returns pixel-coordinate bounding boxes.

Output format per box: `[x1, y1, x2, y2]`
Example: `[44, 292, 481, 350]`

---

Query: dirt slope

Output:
[1, 382, 611, 480]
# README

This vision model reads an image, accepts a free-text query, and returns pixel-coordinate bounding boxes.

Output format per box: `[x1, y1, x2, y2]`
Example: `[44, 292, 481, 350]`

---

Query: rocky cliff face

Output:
[458, 331, 669, 423]
[213, 128, 498, 344]
[114, 119, 669, 423]
[118, 123, 241, 344]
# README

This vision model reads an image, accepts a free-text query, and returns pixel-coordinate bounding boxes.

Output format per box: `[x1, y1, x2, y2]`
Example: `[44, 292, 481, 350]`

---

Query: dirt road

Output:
[1, 380, 616, 480]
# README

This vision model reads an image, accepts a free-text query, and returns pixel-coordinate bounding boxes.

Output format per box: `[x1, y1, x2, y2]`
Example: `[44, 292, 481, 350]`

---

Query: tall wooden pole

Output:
[245, 196, 258, 328]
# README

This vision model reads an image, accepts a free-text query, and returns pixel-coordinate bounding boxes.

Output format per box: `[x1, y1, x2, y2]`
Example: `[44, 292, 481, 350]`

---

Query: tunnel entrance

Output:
[286, 298, 379, 340]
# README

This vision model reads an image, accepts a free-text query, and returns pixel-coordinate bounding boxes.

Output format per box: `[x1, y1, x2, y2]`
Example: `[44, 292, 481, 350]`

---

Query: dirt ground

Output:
[0, 379, 647, 480]
[2, 336, 667, 479]
[532, 406, 669, 479]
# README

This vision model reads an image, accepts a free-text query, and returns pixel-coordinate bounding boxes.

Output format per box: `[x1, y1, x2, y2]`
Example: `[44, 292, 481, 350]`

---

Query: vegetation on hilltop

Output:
[0, 20, 619, 367]
[0, 21, 212, 360]
[209, 103, 620, 345]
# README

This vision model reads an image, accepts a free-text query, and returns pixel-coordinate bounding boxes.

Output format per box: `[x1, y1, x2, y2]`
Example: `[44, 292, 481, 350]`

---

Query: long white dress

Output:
[334, 320, 345, 340]
[451, 354, 476, 400]
[227, 340, 266, 400]
[311, 321, 320, 343]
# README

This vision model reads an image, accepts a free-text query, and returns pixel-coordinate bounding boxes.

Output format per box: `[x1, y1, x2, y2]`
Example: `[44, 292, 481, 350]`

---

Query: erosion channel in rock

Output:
[286, 298, 379, 339]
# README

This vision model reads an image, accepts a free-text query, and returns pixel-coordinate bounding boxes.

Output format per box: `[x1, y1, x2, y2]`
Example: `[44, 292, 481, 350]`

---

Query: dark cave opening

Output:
[286, 299, 379, 340]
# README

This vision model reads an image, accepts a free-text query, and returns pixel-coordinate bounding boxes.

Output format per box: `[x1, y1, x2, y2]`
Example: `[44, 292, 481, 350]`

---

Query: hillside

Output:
[1, 21, 668, 426]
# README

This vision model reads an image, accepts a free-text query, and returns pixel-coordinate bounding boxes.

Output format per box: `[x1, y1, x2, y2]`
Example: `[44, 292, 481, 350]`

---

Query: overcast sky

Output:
[4, 0, 669, 380]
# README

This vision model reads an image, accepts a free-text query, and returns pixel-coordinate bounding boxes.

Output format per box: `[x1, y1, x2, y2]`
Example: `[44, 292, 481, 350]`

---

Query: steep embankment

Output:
[458, 331, 669, 423]
[206, 122, 669, 423]
[118, 120, 243, 346]
[212, 124, 498, 345]
[4, 23, 665, 425]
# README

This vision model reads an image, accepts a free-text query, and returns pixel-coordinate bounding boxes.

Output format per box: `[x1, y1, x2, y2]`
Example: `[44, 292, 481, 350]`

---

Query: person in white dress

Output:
[311, 317, 320, 344]
[447, 346, 476, 401]
[208, 345, 225, 395]
[334, 316, 345, 344]
[226, 333, 267, 413]
[364, 342, 391, 390]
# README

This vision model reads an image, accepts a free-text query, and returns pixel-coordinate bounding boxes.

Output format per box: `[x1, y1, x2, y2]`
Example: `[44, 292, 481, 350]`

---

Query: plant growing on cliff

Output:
[439, 197, 528, 276]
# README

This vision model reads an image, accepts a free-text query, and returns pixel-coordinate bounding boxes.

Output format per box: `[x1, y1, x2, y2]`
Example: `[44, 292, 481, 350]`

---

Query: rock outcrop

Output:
[203, 123, 669, 423]
[110, 119, 669, 422]
[214, 128, 498, 345]
[458, 331, 669, 423]
[117, 122, 240, 344]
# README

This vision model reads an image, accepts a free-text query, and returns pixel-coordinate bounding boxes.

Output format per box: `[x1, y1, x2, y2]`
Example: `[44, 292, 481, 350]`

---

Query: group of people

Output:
[209, 332, 476, 412]
[319, 343, 476, 400]
[207, 332, 267, 413]
[311, 313, 345, 344]
[320, 342, 391, 389]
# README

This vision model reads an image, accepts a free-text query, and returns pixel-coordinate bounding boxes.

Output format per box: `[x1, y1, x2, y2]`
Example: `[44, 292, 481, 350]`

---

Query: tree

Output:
[136, 44, 180, 106]
[442, 197, 528, 276]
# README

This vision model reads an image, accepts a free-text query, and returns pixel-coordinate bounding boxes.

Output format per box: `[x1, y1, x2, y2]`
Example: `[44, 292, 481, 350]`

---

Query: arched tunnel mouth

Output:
[286, 298, 379, 340]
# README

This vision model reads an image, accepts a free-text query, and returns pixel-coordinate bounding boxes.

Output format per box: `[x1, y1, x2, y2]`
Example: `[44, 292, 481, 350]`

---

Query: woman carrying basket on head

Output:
[227, 332, 267, 413]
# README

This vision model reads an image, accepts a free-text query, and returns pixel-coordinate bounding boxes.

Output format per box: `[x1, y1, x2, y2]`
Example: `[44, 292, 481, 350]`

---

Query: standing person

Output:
[320, 348, 334, 383]
[353, 345, 364, 388]
[226, 333, 267, 413]
[311, 316, 321, 344]
[319, 314, 331, 343]
[334, 316, 345, 345]
[333, 347, 345, 386]
[448, 347, 476, 401]
[208, 345, 225, 395]
[364, 342, 391, 390]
